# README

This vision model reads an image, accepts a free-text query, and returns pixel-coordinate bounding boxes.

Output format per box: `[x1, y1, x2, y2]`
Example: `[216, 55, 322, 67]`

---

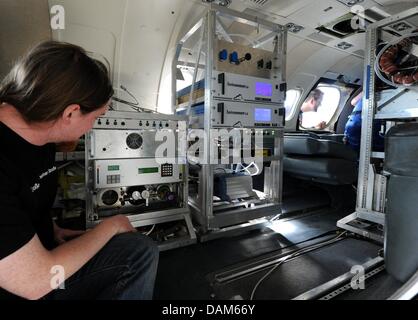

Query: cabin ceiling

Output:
[2, 0, 418, 113]
[227, 0, 418, 59]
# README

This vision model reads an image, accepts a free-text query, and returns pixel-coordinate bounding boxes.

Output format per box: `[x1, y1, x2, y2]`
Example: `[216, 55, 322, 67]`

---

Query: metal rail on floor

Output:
[293, 256, 384, 300]
[213, 232, 347, 284]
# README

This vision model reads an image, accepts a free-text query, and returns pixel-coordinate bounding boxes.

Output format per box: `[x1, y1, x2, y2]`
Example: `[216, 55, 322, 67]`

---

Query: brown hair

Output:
[307, 89, 324, 104]
[0, 41, 114, 123]
[305, 88, 324, 111]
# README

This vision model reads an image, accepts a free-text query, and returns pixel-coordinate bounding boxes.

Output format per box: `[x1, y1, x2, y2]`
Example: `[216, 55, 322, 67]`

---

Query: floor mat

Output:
[209, 237, 381, 300]
[154, 208, 352, 300]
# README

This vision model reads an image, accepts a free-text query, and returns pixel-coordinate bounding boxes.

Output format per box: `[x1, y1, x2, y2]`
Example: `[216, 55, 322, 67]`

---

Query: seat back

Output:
[335, 87, 362, 134]
[284, 133, 357, 161]
[283, 133, 358, 185]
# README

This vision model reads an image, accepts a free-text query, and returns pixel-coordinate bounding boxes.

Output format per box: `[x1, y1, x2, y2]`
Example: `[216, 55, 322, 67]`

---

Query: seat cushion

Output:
[284, 134, 357, 162]
[283, 155, 358, 185]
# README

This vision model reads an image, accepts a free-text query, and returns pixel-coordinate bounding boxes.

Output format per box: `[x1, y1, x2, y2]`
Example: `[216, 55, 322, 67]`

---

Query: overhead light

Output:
[336, 41, 354, 50]
[286, 23, 305, 34]
[247, 0, 269, 6]
[336, 0, 364, 7]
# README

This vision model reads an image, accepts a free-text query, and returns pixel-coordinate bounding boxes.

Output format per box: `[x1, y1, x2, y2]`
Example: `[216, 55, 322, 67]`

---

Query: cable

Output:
[112, 85, 162, 114]
[235, 162, 260, 176]
[249, 231, 348, 300]
[250, 231, 347, 300]
[120, 85, 139, 106]
[234, 163, 243, 174]
[75, 161, 85, 170]
[112, 85, 142, 110]
[145, 224, 156, 236]
[57, 161, 74, 171]
[248, 163, 260, 176]
[213, 229, 343, 283]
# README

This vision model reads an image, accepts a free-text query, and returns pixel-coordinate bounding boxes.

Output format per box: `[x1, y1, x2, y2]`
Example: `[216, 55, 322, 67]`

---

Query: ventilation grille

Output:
[247, 0, 269, 6]
[126, 133, 143, 150]
[390, 21, 413, 32]
[336, 41, 354, 50]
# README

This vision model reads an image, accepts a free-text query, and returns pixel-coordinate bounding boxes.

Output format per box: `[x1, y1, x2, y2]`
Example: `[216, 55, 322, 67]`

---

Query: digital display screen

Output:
[255, 82, 273, 97]
[138, 167, 159, 174]
[254, 108, 272, 122]
[108, 165, 120, 171]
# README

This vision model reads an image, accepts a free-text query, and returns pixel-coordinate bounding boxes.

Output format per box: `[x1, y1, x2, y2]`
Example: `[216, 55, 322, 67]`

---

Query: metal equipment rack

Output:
[172, 4, 287, 240]
[338, 8, 418, 243]
[85, 111, 196, 251]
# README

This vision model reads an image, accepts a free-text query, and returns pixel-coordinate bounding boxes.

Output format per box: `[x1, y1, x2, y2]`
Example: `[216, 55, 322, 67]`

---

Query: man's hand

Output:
[316, 121, 327, 130]
[53, 222, 85, 245]
[100, 215, 137, 235]
[54, 215, 136, 246]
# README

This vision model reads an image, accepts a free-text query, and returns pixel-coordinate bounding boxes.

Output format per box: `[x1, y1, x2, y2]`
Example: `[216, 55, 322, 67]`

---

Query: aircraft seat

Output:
[283, 133, 358, 185]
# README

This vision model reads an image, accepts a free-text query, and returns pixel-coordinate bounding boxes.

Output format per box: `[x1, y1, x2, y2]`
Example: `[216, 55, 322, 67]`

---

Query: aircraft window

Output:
[284, 89, 301, 121]
[299, 85, 341, 130]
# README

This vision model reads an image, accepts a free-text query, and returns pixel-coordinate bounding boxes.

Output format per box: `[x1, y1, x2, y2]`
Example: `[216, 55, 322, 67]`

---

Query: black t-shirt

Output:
[0, 121, 58, 299]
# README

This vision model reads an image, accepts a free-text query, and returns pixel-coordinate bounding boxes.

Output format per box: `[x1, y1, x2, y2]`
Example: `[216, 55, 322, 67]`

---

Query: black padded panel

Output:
[284, 135, 357, 162]
[335, 87, 362, 134]
[283, 155, 358, 185]
[385, 123, 418, 176]
[385, 175, 418, 283]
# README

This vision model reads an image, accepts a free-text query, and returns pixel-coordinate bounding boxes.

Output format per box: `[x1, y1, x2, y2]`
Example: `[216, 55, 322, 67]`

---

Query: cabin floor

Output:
[154, 180, 403, 300]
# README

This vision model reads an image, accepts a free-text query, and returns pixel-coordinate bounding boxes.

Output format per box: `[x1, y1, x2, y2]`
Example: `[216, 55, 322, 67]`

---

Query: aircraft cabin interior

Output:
[0, 0, 418, 301]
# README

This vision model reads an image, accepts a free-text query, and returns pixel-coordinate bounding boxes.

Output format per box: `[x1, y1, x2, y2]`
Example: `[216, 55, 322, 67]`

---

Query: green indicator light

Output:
[108, 165, 120, 171]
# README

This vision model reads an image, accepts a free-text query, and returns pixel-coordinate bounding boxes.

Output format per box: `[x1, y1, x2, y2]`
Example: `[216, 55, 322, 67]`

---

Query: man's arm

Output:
[351, 91, 363, 107]
[53, 221, 85, 244]
[0, 215, 136, 300]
